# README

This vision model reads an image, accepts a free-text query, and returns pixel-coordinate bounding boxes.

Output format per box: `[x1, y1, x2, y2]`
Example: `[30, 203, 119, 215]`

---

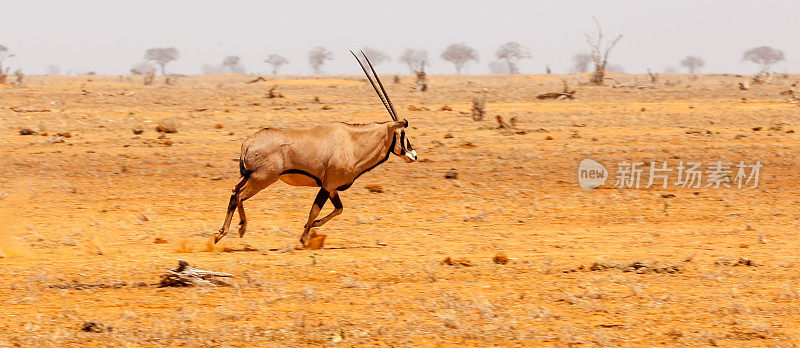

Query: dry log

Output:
[10, 106, 50, 113]
[158, 260, 234, 287]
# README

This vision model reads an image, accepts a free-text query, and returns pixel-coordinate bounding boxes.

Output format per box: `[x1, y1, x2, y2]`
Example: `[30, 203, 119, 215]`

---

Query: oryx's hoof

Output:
[214, 229, 226, 244]
[238, 223, 247, 238]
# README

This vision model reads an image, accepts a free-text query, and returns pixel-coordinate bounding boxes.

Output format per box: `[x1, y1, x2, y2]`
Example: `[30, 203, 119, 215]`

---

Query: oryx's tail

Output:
[234, 148, 252, 193]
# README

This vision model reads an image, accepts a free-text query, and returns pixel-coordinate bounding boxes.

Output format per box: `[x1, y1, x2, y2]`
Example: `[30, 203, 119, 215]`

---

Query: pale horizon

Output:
[2, 0, 798, 76]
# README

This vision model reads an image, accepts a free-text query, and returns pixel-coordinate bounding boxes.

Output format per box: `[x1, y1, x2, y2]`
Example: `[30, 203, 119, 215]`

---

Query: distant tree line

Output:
[2, 17, 790, 80]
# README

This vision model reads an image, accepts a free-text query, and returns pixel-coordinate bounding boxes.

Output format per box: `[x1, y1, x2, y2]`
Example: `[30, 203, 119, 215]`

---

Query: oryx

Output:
[214, 51, 417, 247]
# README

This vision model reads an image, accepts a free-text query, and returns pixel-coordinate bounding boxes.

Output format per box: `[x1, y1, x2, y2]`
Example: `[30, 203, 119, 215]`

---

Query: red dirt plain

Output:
[1, 73, 799, 346]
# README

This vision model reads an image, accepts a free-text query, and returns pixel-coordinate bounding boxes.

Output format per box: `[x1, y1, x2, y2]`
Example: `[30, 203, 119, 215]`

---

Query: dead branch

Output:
[247, 76, 267, 84]
[267, 86, 284, 98]
[585, 17, 623, 85]
[10, 106, 50, 113]
[647, 68, 658, 83]
[536, 79, 576, 100]
[495, 115, 511, 129]
[158, 260, 234, 287]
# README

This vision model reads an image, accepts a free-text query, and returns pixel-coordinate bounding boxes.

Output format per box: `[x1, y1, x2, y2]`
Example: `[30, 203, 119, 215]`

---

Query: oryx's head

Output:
[352, 50, 417, 163]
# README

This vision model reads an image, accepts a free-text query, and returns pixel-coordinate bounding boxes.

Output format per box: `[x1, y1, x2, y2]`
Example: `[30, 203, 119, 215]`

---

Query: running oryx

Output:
[214, 51, 417, 247]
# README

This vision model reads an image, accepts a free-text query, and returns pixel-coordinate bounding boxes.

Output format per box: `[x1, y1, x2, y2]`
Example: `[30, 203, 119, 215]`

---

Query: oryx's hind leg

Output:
[311, 191, 343, 228]
[300, 189, 330, 246]
[216, 171, 277, 243]
[237, 202, 247, 238]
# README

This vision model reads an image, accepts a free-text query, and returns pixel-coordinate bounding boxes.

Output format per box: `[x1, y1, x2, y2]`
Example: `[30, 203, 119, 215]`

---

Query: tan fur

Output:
[214, 120, 411, 246]
[241, 121, 401, 191]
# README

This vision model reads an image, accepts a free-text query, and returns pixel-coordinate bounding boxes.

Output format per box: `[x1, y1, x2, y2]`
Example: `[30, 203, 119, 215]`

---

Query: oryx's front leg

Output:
[311, 191, 343, 228]
[300, 189, 330, 246]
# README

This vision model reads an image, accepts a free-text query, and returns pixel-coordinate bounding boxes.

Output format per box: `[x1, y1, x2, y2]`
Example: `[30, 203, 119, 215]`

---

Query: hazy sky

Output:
[1, 0, 798, 75]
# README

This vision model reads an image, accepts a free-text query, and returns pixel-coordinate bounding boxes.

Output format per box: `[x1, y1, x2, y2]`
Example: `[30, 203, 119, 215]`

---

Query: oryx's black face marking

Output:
[392, 128, 418, 163]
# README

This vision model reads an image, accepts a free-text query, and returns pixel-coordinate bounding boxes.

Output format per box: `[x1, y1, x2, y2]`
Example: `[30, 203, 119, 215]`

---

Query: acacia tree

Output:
[571, 53, 592, 73]
[308, 46, 333, 74]
[680, 55, 705, 74]
[742, 46, 785, 72]
[495, 42, 531, 74]
[222, 55, 245, 74]
[144, 47, 179, 75]
[264, 54, 289, 74]
[399, 48, 428, 73]
[584, 17, 623, 85]
[440, 43, 478, 74]
[360, 47, 391, 66]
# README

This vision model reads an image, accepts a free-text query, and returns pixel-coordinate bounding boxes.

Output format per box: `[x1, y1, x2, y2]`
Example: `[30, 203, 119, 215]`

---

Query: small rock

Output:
[458, 141, 476, 148]
[132, 126, 144, 135]
[364, 184, 383, 193]
[752, 127, 762, 131]
[441, 105, 453, 111]
[492, 252, 509, 265]
[156, 120, 177, 133]
[444, 170, 458, 179]
[57, 132, 72, 138]
[19, 128, 36, 135]
[214, 124, 223, 129]
[153, 237, 168, 244]
[545, 136, 554, 140]
[444, 133, 454, 139]
[81, 321, 112, 333]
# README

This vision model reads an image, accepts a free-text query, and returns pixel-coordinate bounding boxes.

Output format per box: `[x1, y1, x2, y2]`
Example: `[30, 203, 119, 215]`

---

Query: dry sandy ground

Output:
[0, 73, 799, 346]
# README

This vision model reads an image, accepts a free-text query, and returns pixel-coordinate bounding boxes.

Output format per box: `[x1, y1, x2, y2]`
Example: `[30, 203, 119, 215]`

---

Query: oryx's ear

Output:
[388, 119, 408, 131]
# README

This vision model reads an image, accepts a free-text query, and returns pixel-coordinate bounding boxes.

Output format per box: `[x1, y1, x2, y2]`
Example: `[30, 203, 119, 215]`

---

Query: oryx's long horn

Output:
[350, 50, 398, 121]
[361, 50, 399, 121]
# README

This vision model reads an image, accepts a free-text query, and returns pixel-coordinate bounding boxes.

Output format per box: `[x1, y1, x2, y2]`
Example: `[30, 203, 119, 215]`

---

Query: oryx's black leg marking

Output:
[331, 194, 343, 210]
[300, 189, 330, 246]
[227, 193, 238, 212]
[312, 191, 344, 228]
